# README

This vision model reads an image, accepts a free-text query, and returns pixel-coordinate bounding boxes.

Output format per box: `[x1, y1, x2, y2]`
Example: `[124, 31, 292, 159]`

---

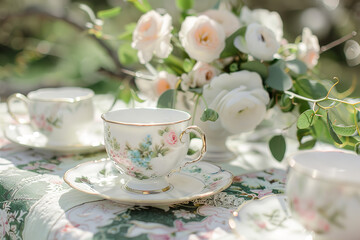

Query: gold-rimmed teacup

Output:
[7, 87, 94, 146]
[101, 108, 206, 194]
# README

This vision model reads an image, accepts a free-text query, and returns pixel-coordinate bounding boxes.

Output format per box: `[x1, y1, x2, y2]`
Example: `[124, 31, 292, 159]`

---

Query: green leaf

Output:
[294, 78, 328, 99]
[297, 109, 315, 129]
[127, 0, 152, 12]
[176, 0, 193, 11]
[118, 23, 137, 40]
[332, 125, 356, 136]
[279, 93, 294, 112]
[118, 84, 132, 104]
[118, 43, 138, 64]
[240, 61, 268, 79]
[130, 89, 145, 103]
[327, 112, 343, 144]
[220, 27, 246, 58]
[269, 135, 286, 162]
[183, 58, 195, 73]
[265, 60, 293, 91]
[286, 59, 307, 75]
[157, 89, 176, 108]
[187, 148, 197, 156]
[200, 108, 219, 122]
[97, 7, 121, 19]
[355, 142, 360, 154]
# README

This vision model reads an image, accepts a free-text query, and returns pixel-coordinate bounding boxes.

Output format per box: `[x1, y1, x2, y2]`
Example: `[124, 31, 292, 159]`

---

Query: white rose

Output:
[179, 15, 226, 63]
[203, 71, 269, 134]
[191, 62, 220, 87]
[201, 9, 240, 37]
[234, 23, 280, 61]
[297, 27, 320, 69]
[132, 10, 173, 64]
[136, 71, 177, 99]
[239, 6, 283, 41]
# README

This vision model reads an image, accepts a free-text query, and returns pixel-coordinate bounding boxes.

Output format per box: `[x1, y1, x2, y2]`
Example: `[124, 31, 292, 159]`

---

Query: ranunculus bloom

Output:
[179, 15, 226, 63]
[239, 6, 283, 41]
[132, 10, 173, 64]
[203, 71, 270, 134]
[234, 23, 280, 61]
[201, 9, 240, 37]
[297, 27, 320, 69]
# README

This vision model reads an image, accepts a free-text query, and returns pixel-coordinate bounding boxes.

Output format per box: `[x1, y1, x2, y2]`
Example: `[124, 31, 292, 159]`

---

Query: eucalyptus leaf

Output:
[200, 108, 219, 122]
[297, 129, 317, 150]
[240, 61, 268, 79]
[269, 135, 286, 162]
[97, 7, 121, 19]
[176, 0, 193, 11]
[286, 59, 307, 75]
[355, 142, 360, 154]
[299, 139, 317, 150]
[280, 93, 294, 112]
[297, 109, 315, 129]
[157, 89, 176, 108]
[327, 112, 343, 144]
[220, 27, 246, 58]
[294, 78, 328, 99]
[332, 125, 356, 136]
[265, 60, 293, 91]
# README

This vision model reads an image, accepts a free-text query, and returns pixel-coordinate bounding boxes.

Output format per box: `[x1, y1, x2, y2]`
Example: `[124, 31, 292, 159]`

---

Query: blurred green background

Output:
[0, 0, 360, 101]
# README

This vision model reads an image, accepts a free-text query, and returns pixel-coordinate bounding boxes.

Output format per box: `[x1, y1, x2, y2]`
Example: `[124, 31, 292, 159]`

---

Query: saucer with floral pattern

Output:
[64, 159, 233, 205]
[4, 122, 104, 154]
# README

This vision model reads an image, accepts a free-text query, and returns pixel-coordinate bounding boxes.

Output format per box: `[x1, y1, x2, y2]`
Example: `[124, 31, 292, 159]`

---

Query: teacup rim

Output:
[101, 108, 192, 126]
[27, 87, 94, 103]
[287, 149, 360, 187]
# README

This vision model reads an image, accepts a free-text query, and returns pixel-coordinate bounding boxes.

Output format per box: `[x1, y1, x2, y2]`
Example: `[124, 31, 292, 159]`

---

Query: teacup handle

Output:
[179, 125, 207, 165]
[6, 93, 30, 124]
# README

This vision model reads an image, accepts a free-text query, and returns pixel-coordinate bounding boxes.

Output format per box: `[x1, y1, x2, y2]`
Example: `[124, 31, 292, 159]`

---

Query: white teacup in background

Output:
[286, 150, 360, 240]
[7, 87, 94, 146]
[102, 108, 206, 194]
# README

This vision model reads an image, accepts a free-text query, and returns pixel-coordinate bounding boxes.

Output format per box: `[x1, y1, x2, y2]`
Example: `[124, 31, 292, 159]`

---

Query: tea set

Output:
[4, 87, 360, 238]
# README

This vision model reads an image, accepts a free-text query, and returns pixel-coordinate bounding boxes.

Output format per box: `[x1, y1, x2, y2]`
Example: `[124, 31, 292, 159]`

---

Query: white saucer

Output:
[230, 195, 312, 240]
[63, 159, 233, 205]
[3, 122, 104, 154]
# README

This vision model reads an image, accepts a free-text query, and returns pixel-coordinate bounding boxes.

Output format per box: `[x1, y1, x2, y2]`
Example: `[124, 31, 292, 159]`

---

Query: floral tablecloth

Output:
[0, 101, 287, 240]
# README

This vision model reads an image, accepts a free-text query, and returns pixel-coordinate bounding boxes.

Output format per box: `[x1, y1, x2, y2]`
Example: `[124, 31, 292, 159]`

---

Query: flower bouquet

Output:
[88, 0, 359, 162]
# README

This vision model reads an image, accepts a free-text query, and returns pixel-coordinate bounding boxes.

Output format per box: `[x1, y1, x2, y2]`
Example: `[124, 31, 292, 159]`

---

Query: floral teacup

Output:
[286, 150, 360, 240]
[7, 87, 94, 146]
[101, 108, 206, 194]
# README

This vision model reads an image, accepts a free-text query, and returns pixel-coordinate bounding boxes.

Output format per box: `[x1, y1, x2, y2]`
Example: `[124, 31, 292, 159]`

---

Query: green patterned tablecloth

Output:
[0, 103, 287, 240]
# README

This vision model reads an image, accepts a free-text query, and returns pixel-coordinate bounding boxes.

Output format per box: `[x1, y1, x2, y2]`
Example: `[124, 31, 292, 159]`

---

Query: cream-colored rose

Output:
[239, 6, 283, 41]
[201, 9, 240, 37]
[132, 10, 173, 64]
[179, 15, 226, 63]
[234, 23, 280, 61]
[297, 27, 320, 69]
[192, 62, 220, 87]
[203, 71, 269, 134]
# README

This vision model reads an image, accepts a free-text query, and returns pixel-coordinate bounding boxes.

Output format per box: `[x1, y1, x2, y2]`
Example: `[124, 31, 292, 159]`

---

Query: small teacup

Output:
[286, 150, 360, 240]
[7, 87, 94, 146]
[101, 108, 206, 194]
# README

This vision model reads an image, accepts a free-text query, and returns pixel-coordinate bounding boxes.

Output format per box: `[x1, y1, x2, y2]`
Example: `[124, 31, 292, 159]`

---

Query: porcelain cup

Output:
[286, 150, 360, 240]
[7, 87, 94, 146]
[101, 108, 207, 194]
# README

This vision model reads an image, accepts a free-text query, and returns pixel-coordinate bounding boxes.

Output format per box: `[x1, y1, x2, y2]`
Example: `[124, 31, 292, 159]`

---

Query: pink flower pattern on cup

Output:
[164, 130, 178, 146]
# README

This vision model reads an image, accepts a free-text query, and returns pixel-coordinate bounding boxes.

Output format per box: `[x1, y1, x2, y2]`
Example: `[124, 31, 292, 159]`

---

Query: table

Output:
[0, 100, 290, 240]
